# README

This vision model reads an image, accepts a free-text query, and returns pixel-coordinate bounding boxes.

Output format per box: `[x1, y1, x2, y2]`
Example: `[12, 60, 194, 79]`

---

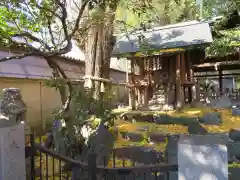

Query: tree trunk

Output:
[102, 3, 117, 88]
[84, 22, 98, 89]
[94, 23, 104, 100]
[84, 2, 117, 100]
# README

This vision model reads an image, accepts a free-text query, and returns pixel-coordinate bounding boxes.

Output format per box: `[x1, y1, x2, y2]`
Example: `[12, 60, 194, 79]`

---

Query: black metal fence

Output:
[26, 134, 178, 180]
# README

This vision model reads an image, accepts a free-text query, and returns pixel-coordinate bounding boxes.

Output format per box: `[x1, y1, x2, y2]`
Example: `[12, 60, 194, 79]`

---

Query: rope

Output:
[83, 75, 111, 83]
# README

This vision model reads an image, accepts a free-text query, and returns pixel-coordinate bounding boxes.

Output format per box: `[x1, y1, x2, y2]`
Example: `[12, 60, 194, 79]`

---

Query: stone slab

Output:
[165, 134, 229, 180]
[0, 123, 26, 180]
[178, 135, 228, 180]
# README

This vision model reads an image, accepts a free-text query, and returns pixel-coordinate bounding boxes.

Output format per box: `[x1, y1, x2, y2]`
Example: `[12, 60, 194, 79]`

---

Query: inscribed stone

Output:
[231, 106, 240, 116]
[199, 112, 222, 125]
[214, 96, 232, 108]
[178, 135, 228, 180]
[0, 123, 26, 180]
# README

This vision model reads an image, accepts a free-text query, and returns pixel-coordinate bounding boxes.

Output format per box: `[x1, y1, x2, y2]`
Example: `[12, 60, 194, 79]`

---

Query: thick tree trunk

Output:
[102, 3, 117, 85]
[84, 2, 117, 100]
[84, 23, 98, 89]
[94, 23, 104, 100]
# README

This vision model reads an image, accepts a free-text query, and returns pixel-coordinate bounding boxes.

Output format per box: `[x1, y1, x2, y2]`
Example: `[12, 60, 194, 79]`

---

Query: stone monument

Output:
[165, 134, 229, 180]
[0, 88, 28, 180]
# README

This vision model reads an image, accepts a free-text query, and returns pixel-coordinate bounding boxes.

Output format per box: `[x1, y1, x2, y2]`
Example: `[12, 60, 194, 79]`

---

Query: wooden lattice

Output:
[143, 56, 162, 71]
[144, 58, 150, 71]
[153, 57, 162, 70]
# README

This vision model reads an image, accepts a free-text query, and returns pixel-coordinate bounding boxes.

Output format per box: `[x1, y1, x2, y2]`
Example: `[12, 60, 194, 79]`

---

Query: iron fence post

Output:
[88, 154, 97, 180]
[30, 133, 36, 179]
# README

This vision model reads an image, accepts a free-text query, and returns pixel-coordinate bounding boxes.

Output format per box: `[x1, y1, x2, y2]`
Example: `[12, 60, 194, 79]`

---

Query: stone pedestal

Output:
[165, 134, 229, 180]
[0, 123, 26, 180]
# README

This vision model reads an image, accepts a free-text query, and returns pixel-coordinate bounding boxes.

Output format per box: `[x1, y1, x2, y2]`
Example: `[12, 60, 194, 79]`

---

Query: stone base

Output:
[0, 123, 26, 180]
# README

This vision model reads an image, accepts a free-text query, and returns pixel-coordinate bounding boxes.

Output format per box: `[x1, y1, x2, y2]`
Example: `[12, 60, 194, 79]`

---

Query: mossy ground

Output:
[32, 107, 240, 175]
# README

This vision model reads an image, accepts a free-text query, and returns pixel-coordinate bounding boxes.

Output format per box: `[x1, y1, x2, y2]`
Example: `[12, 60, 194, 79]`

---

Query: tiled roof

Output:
[61, 40, 128, 72]
[112, 21, 213, 55]
[0, 51, 127, 83]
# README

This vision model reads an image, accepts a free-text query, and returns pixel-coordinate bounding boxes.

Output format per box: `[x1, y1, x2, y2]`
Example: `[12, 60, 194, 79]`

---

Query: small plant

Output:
[44, 79, 117, 159]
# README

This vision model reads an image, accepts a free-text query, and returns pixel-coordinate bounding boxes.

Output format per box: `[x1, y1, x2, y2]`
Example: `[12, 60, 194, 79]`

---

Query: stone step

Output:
[152, 94, 165, 98]
[113, 146, 164, 165]
[149, 101, 165, 104]
[119, 131, 167, 143]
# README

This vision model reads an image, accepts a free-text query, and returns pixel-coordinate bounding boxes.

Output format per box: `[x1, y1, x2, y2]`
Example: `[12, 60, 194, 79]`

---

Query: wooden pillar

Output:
[180, 53, 186, 104]
[169, 56, 173, 83]
[219, 69, 223, 95]
[176, 54, 182, 108]
[138, 58, 146, 107]
[180, 53, 186, 82]
[130, 58, 136, 110]
[126, 58, 131, 108]
[186, 51, 193, 103]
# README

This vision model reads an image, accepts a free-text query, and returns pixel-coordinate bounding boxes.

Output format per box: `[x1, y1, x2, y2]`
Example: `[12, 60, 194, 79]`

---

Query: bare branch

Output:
[0, 52, 42, 63]
[47, 18, 56, 46]
[55, 0, 70, 46]
[69, 0, 89, 38]
[12, 32, 51, 50]
[36, 3, 61, 19]
[44, 57, 73, 118]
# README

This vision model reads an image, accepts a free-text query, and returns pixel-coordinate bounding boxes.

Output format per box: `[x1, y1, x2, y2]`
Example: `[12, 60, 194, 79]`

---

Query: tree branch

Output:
[47, 18, 56, 47]
[12, 32, 51, 50]
[0, 53, 40, 63]
[44, 57, 73, 118]
[55, 0, 71, 46]
[69, 0, 89, 38]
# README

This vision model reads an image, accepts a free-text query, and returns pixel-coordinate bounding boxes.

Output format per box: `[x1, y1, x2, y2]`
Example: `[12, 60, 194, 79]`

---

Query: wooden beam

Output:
[194, 73, 240, 78]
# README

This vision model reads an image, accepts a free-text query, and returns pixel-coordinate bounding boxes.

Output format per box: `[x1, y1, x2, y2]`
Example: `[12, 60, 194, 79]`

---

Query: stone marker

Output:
[199, 112, 222, 125]
[0, 88, 29, 180]
[187, 122, 208, 135]
[0, 123, 26, 180]
[178, 135, 228, 180]
[165, 134, 229, 180]
[229, 128, 240, 141]
[149, 133, 166, 143]
[72, 123, 115, 180]
[227, 141, 240, 162]
[231, 106, 240, 116]
[214, 96, 232, 108]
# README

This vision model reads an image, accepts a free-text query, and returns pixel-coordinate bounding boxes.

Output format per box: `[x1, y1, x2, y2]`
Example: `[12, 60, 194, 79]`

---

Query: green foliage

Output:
[0, 0, 51, 47]
[43, 78, 66, 91]
[44, 78, 116, 126]
[70, 88, 113, 125]
[202, 0, 239, 19]
[207, 27, 240, 56]
[206, 4, 239, 57]
[116, 0, 197, 32]
[44, 79, 117, 155]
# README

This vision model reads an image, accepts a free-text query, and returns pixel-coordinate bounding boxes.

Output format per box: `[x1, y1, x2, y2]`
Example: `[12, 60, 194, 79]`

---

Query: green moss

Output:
[229, 163, 240, 168]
